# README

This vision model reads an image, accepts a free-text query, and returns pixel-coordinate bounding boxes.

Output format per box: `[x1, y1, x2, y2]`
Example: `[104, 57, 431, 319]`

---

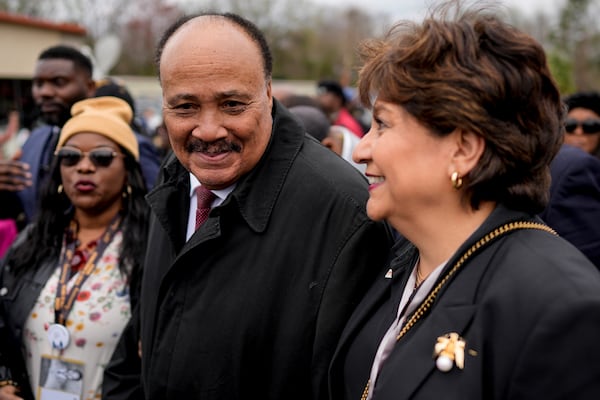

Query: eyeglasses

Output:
[565, 118, 600, 134]
[55, 147, 123, 167]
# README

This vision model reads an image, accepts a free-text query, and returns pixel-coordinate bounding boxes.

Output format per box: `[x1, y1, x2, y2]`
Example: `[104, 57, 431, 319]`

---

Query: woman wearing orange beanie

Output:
[0, 96, 148, 400]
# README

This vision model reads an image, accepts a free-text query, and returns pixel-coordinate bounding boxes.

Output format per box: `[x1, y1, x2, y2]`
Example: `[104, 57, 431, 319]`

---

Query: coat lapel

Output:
[333, 238, 416, 358]
[329, 238, 416, 398]
[374, 302, 477, 399]
[333, 270, 396, 358]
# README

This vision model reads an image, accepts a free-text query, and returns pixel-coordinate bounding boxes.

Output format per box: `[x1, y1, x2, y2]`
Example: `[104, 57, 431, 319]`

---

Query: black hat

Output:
[95, 78, 136, 114]
[564, 91, 600, 117]
[317, 79, 347, 105]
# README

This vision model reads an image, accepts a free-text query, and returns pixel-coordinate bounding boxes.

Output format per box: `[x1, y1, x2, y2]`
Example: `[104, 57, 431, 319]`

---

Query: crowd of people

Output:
[0, 1, 599, 399]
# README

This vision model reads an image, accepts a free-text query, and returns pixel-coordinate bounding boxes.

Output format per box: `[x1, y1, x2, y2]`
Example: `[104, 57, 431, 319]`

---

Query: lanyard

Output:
[54, 215, 122, 326]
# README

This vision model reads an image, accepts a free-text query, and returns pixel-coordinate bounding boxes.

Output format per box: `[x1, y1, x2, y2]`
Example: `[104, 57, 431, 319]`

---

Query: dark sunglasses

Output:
[564, 118, 600, 134]
[55, 148, 123, 167]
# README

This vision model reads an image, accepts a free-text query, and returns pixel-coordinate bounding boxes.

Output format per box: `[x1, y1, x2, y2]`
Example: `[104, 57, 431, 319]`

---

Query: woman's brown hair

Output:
[358, 0, 564, 213]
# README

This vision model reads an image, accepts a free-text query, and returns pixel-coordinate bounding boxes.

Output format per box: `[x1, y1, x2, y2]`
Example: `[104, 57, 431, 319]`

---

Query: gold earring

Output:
[451, 172, 463, 189]
[122, 184, 132, 198]
[57, 184, 63, 194]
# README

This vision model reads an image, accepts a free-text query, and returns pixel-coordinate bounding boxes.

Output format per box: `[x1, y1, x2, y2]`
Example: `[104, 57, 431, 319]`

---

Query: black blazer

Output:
[329, 205, 600, 400]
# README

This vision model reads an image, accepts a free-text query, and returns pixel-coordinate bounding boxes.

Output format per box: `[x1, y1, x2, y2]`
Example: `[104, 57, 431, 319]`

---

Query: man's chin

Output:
[42, 112, 70, 127]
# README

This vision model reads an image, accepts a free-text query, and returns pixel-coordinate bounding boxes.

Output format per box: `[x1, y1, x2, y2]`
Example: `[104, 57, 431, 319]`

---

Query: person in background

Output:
[322, 125, 366, 173]
[94, 78, 160, 190]
[0, 111, 24, 161]
[563, 91, 600, 159]
[104, 11, 393, 400]
[329, 2, 600, 399]
[0, 45, 159, 230]
[149, 121, 171, 161]
[0, 220, 17, 260]
[95, 78, 148, 137]
[288, 104, 331, 142]
[347, 95, 372, 134]
[0, 111, 24, 257]
[0, 45, 96, 226]
[0, 96, 148, 400]
[540, 144, 600, 268]
[316, 79, 365, 138]
[279, 93, 321, 109]
[141, 108, 162, 135]
[287, 103, 365, 173]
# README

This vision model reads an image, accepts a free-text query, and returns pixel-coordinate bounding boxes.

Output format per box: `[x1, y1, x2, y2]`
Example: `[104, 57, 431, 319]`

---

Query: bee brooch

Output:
[433, 332, 466, 372]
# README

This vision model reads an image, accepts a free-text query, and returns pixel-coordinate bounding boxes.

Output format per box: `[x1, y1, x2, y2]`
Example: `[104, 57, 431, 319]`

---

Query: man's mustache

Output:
[186, 138, 242, 154]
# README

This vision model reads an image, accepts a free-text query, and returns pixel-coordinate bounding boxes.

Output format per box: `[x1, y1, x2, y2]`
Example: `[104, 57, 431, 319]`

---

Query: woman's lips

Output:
[74, 180, 97, 192]
[367, 175, 384, 190]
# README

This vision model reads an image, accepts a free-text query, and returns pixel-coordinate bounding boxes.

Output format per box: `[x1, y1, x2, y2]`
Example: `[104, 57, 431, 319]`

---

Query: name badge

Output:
[38, 355, 84, 400]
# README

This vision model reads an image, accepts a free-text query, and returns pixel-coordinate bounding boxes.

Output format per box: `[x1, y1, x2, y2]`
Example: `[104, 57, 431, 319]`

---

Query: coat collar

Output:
[434, 204, 538, 290]
[225, 99, 304, 233]
[146, 100, 305, 248]
[145, 156, 190, 250]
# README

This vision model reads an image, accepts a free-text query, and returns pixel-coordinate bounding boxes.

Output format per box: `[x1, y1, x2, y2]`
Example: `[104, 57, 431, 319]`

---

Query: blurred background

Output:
[0, 0, 597, 150]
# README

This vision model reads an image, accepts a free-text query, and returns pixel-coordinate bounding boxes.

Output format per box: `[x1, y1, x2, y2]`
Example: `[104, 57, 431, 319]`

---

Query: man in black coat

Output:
[103, 12, 393, 400]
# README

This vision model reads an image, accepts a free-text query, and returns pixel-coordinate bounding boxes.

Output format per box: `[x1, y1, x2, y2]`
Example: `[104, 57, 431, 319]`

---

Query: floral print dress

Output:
[23, 231, 131, 400]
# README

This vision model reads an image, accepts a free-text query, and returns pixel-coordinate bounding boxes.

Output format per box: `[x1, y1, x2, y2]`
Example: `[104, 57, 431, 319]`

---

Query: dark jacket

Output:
[540, 144, 600, 268]
[0, 229, 56, 400]
[329, 205, 600, 400]
[137, 101, 393, 399]
[14, 125, 160, 223]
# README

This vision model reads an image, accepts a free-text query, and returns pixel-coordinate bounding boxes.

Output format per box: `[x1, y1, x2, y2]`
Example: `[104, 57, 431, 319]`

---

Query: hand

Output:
[0, 160, 31, 191]
[0, 111, 19, 146]
[0, 385, 23, 400]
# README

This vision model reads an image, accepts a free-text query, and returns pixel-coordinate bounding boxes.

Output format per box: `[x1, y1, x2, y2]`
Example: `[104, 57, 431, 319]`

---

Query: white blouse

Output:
[23, 231, 131, 400]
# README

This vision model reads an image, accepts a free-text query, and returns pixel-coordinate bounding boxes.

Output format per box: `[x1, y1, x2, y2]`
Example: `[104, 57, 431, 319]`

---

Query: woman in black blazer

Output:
[328, 2, 600, 399]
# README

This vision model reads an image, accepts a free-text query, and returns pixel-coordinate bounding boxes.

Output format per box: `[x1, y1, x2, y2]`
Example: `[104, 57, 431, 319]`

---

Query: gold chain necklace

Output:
[360, 221, 557, 400]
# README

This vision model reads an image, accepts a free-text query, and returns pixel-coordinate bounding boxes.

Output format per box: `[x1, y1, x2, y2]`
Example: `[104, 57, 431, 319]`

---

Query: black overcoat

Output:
[138, 101, 394, 399]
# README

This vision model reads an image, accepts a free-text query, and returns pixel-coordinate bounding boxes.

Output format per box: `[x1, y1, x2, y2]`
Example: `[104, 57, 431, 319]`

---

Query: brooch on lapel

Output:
[433, 332, 466, 372]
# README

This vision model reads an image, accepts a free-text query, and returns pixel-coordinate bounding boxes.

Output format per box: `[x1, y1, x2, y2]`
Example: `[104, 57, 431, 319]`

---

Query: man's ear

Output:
[266, 79, 273, 109]
[87, 78, 98, 98]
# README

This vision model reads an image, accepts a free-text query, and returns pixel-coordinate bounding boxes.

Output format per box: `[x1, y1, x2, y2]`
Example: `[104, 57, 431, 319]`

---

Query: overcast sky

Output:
[311, 0, 564, 21]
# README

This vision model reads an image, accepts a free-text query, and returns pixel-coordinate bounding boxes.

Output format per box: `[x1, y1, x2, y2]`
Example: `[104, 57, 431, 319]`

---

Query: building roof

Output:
[0, 10, 86, 35]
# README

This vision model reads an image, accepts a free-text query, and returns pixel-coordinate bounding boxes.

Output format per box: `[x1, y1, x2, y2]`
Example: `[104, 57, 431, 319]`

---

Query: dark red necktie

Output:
[195, 186, 216, 230]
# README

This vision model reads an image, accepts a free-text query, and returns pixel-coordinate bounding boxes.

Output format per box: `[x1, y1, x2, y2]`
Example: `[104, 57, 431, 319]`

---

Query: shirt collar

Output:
[189, 173, 235, 201]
